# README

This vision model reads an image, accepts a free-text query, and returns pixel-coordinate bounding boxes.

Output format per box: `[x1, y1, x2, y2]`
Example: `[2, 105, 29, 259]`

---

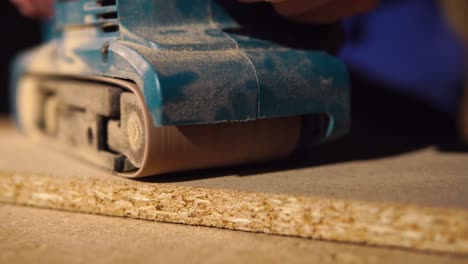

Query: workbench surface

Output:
[0, 118, 467, 256]
[1, 204, 465, 264]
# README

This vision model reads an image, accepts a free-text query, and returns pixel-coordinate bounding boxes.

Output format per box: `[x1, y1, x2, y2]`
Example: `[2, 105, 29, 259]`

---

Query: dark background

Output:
[0, 1, 41, 113]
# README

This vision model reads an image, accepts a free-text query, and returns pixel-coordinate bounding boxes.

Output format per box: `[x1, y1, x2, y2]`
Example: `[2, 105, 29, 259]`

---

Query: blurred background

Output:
[1, 0, 466, 157]
[0, 1, 41, 113]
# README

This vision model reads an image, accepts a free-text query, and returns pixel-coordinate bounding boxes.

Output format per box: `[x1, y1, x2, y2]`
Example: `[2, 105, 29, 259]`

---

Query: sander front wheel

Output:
[17, 75, 302, 177]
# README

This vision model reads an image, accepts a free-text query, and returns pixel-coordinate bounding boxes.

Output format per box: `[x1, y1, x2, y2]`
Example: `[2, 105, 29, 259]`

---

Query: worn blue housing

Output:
[12, 0, 350, 141]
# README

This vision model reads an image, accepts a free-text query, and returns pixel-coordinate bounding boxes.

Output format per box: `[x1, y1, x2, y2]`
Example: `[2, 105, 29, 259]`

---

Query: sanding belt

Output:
[18, 76, 301, 178]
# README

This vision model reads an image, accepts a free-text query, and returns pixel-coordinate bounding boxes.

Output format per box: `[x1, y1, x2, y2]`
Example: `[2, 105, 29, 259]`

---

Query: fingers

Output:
[10, 0, 36, 18]
[279, 0, 380, 24]
[10, 0, 54, 19]
[238, 0, 379, 24]
[270, 0, 333, 17]
[38, 0, 55, 18]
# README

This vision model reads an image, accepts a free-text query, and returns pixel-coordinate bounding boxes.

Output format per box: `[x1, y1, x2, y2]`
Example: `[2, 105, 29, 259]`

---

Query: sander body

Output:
[11, 0, 350, 177]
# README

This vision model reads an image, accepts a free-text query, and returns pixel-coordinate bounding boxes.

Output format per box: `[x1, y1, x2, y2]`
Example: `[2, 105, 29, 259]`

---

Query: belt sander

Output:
[11, 0, 350, 177]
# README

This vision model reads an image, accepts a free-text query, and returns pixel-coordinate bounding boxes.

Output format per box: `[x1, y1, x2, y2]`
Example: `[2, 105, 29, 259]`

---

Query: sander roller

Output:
[11, 0, 350, 177]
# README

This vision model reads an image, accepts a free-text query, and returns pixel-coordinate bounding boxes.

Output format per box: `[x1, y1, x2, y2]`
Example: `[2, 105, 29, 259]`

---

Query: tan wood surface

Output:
[0, 118, 467, 254]
[1, 204, 466, 264]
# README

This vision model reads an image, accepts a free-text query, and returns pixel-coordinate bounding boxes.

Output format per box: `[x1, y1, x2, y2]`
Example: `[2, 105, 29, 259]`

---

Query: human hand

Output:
[239, 0, 379, 24]
[10, 0, 55, 19]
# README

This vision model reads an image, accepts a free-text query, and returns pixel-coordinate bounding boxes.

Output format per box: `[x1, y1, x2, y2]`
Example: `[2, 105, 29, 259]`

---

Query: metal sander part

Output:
[17, 75, 303, 178]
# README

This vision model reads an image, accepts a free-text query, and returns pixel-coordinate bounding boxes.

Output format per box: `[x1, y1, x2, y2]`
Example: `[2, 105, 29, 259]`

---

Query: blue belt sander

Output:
[11, 0, 350, 177]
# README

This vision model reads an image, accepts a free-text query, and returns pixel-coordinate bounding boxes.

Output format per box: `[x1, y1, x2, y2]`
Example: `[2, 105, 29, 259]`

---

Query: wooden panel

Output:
[0, 119, 467, 254]
[1, 204, 466, 264]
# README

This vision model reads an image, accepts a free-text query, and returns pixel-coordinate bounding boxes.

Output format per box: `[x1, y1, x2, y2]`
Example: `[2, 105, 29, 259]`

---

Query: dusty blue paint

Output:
[12, 0, 350, 142]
